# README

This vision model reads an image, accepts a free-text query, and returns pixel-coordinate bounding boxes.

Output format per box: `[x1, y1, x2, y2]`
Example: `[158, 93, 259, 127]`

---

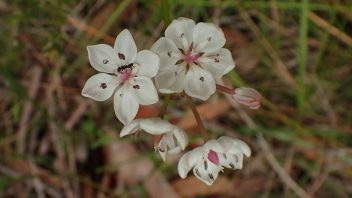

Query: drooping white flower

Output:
[233, 87, 262, 109]
[151, 17, 235, 101]
[82, 29, 160, 125]
[120, 118, 188, 161]
[178, 136, 251, 186]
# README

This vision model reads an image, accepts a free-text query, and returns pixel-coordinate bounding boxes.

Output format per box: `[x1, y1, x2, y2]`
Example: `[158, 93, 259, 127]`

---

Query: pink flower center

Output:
[184, 51, 199, 64]
[207, 149, 219, 165]
[119, 69, 133, 82]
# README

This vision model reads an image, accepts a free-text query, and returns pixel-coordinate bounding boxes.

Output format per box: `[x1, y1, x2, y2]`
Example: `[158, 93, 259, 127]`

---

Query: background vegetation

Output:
[1, 0, 351, 197]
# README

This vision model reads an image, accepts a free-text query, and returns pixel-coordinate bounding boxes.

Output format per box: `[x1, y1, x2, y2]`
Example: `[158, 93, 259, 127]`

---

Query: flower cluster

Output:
[81, 17, 261, 185]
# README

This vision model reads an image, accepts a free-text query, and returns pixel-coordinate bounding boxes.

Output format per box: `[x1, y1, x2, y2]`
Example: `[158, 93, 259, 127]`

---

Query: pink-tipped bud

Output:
[232, 87, 262, 109]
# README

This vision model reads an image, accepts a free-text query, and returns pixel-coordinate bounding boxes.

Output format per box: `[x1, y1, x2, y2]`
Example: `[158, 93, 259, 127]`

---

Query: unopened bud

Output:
[232, 87, 261, 109]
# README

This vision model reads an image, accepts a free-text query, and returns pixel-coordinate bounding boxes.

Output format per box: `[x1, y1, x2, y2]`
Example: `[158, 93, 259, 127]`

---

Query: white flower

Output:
[151, 17, 235, 101]
[82, 29, 160, 125]
[233, 87, 262, 109]
[178, 136, 251, 186]
[120, 118, 188, 161]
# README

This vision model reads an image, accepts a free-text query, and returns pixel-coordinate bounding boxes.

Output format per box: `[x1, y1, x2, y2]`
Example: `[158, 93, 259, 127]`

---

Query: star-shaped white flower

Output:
[178, 136, 251, 186]
[151, 17, 235, 101]
[120, 118, 188, 161]
[82, 29, 160, 125]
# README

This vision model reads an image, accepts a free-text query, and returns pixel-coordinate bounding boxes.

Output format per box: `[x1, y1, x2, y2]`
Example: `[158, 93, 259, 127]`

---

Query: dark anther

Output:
[223, 153, 227, 159]
[172, 135, 178, 146]
[195, 168, 201, 177]
[214, 58, 220, 63]
[234, 154, 239, 163]
[102, 59, 109, 64]
[133, 85, 140, 89]
[229, 163, 235, 169]
[204, 160, 208, 170]
[180, 33, 185, 38]
[193, 62, 201, 66]
[167, 52, 172, 57]
[197, 52, 204, 57]
[199, 77, 204, 82]
[209, 173, 214, 180]
[100, 83, 107, 89]
[207, 37, 212, 42]
[118, 53, 125, 60]
[175, 59, 184, 65]
[178, 48, 185, 55]
[189, 42, 194, 51]
[158, 147, 165, 152]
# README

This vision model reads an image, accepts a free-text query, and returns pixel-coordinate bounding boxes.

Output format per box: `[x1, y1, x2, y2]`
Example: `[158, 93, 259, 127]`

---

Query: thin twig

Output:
[239, 9, 298, 90]
[218, 80, 310, 198]
[309, 11, 352, 46]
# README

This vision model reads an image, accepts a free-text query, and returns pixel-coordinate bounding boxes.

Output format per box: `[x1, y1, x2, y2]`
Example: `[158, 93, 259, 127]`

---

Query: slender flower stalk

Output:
[186, 95, 208, 141]
[216, 84, 235, 95]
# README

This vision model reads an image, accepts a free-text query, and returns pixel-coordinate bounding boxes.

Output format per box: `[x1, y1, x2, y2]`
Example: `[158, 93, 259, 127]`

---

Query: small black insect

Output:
[117, 63, 134, 72]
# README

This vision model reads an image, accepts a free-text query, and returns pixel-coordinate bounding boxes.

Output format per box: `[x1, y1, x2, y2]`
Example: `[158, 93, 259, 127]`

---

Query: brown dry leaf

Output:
[178, 99, 231, 131]
[104, 131, 179, 197]
[172, 176, 233, 197]
[144, 171, 180, 198]
[103, 133, 154, 185]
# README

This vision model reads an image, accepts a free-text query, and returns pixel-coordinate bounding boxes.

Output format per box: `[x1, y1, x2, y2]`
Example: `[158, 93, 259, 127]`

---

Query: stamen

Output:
[195, 168, 201, 177]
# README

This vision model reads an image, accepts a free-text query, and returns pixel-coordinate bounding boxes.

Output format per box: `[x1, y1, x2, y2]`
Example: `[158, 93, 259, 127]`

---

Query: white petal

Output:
[178, 147, 205, 179]
[87, 44, 118, 73]
[155, 66, 186, 93]
[151, 37, 179, 58]
[198, 48, 235, 78]
[134, 50, 159, 78]
[219, 153, 244, 170]
[82, 73, 119, 101]
[217, 136, 251, 157]
[120, 119, 141, 137]
[139, 118, 173, 135]
[130, 76, 158, 105]
[203, 139, 227, 153]
[113, 88, 138, 125]
[193, 22, 225, 53]
[193, 159, 221, 186]
[184, 66, 216, 101]
[165, 17, 195, 50]
[172, 127, 188, 150]
[114, 29, 137, 64]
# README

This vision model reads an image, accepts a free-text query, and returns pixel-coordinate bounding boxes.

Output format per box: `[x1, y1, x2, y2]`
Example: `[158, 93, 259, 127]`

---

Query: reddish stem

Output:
[186, 95, 208, 141]
[216, 84, 235, 95]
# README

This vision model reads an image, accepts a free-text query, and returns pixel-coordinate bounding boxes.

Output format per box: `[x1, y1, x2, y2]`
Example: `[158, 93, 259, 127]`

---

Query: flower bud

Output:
[232, 87, 261, 109]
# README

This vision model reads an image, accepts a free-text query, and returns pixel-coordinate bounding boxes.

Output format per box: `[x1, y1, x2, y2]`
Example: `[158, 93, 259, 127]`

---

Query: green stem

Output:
[161, 0, 171, 26]
[158, 94, 171, 119]
[186, 95, 208, 141]
[297, 0, 309, 112]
